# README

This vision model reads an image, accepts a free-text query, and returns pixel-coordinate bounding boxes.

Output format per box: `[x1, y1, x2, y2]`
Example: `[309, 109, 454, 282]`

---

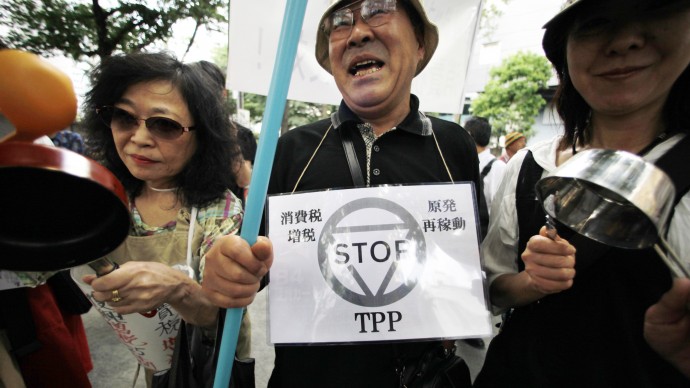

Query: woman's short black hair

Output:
[83, 52, 241, 207]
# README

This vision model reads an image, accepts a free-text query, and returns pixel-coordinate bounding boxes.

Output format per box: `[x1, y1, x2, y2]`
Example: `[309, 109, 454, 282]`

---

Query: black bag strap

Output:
[480, 158, 497, 179]
[339, 127, 365, 187]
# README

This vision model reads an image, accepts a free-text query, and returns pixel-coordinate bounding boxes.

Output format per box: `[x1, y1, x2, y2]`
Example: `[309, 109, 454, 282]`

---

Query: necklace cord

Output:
[292, 124, 333, 193]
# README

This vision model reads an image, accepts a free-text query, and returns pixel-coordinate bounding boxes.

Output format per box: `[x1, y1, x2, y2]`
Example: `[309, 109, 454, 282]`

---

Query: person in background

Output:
[191, 59, 258, 361]
[498, 131, 526, 163]
[50, 128, 86, 155]
[465, 117, 506, 216]
[80, 52, 269, 386]
[234, 124, 257, 200]
[192, 60, 255, 197]
[202, 0, 482, 386]
[474, 0, 690, 386]
[462, 116, 506, 350]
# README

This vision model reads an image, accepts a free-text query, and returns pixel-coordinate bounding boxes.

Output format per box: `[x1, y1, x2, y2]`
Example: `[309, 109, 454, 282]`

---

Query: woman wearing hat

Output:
[475, 0, 690, 386]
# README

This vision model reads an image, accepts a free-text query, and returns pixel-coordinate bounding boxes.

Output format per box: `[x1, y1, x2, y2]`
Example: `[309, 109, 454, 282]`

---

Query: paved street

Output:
[85, 288, 493, 387]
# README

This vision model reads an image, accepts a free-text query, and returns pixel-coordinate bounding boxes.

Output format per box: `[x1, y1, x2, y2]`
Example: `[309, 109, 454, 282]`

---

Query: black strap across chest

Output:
[480, 158, 497, 179]
[339, 127, 365, 187]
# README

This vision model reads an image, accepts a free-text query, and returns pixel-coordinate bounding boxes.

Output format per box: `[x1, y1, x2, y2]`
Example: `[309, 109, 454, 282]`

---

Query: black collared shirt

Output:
[268, 95, 479, 194]
[265, 95, 481, 388]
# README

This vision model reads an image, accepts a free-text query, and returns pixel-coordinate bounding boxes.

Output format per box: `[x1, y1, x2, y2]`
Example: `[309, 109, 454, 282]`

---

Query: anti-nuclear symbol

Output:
[317, 197, 426, 307]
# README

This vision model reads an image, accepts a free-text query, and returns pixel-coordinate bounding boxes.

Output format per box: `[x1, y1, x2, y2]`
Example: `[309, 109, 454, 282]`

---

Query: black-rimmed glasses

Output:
[96, 106, 195, 140]
[325, 0, 397, 41]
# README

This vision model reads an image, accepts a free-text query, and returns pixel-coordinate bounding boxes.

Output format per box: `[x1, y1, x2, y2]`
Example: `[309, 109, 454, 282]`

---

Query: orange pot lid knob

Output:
[0, 49, 77, 141]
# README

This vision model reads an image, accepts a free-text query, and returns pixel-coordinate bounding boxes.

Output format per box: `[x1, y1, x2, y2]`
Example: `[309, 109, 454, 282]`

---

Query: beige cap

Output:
[314, 0, 439, 76]
[504, 131, 525, 147]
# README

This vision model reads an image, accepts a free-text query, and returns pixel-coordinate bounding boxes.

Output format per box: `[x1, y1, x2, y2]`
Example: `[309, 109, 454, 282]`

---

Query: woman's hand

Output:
[489, 226, 577, 309]
[521, 226, 577, 295]
[85, 261, 193, 315]
[201, 235, 273, 308]
[644, 277, 690, 378]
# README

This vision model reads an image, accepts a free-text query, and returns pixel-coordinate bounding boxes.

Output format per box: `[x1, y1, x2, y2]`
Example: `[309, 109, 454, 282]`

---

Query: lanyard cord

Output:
[292, 124, 333, 193]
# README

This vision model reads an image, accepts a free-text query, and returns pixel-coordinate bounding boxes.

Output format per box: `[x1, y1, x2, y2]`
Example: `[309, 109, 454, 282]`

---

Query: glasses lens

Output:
[145, 117, 184, 140]
[361, 0, 396, 27]
[110, 107, 139, 131]
[96, 106, 113, 127]
[329, 8, 353, 40]
[327, 0, 396, 40]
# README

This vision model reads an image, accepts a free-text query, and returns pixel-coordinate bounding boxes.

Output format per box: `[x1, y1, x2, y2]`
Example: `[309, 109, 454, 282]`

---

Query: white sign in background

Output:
[228, 0, 482, 114]
[267, 184, 491, 344]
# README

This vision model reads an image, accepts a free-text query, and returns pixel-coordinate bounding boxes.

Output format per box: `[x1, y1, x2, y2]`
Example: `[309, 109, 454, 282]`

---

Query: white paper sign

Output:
[267, 184, 491, 344]
[71, 265, 180, 372]
[227, 0, 482, 114]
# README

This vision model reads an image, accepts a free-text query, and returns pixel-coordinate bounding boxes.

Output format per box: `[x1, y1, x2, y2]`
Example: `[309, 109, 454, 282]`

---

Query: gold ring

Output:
[111, 289, 122, 303]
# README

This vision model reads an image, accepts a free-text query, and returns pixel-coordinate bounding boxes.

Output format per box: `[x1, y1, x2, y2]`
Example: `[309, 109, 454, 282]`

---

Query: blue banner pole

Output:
[213, 1, 308, 387]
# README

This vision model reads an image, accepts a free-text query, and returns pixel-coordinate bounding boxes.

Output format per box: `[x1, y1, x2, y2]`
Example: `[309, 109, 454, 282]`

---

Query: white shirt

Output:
[482, 134, 690, 313]
[478, 148, 506, 213]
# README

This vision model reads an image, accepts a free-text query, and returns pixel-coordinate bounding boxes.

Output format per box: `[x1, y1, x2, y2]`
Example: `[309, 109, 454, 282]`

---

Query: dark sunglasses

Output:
[96, 105, 195, 140]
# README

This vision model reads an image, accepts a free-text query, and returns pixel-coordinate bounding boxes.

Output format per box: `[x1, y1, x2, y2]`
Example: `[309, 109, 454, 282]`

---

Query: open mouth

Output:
[349, 59, 384, 76]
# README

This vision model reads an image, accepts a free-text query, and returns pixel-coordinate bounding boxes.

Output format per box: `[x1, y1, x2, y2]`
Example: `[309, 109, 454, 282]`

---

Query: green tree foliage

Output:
[242, 93, 267, 123]
[470, 51, 552, 138]
[0, 0, 226, 61]
[241, 93, 334, 134]
[286, 101, 335, 130]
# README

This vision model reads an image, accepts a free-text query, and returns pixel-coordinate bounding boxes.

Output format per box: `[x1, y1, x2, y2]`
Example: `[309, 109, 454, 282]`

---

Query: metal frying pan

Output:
[535, 148, 688, 277]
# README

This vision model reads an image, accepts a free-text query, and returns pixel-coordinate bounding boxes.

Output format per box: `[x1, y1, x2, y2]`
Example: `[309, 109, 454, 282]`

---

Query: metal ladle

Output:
[535, 149, 688, 278]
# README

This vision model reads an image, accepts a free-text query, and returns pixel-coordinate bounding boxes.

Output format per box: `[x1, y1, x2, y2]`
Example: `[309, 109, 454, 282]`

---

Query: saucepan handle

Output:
[88, 258, 119, 277]
[654, 237, 689, 278]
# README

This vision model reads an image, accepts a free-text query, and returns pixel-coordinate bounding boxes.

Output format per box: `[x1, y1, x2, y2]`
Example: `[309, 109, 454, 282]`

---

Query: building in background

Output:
[462, 0, 564, 146]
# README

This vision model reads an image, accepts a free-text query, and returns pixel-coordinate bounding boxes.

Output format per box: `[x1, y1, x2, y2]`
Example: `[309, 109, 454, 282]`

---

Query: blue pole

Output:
[213, 1, 308, 387]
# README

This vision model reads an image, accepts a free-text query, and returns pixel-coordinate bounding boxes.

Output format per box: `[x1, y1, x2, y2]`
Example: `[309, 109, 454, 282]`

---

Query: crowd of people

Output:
[2, 0, 690, 387]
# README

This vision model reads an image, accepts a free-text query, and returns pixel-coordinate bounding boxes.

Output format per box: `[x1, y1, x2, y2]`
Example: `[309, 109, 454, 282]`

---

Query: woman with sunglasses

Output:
[79, 52, 271, 385]
[474, 0, 690, 386]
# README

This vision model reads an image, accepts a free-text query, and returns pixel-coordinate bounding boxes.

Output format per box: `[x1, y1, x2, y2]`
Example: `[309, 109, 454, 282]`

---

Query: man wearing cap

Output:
[498, 131, 526, 163]
[267, 0, 480, 385]
[203, 0, 481, 386]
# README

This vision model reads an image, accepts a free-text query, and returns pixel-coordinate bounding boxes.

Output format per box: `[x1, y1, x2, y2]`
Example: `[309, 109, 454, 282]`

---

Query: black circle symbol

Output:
[318, 197, 426, 307]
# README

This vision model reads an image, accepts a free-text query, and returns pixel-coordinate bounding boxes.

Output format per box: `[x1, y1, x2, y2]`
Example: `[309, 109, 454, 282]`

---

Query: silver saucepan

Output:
[535, 148, 687, 277]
